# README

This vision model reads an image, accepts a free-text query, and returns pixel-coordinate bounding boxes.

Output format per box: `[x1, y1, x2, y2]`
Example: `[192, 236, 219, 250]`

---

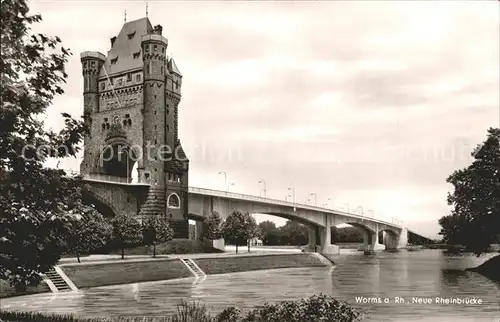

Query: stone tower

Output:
[79, 18, 190, 238]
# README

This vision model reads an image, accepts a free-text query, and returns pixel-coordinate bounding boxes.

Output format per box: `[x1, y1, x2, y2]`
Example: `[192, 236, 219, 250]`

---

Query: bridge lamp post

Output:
[258, 180, 267, 198]
[309, 192, 317, 205]
[218, 171, 227, 191]
[328, 197, 333, 209]
[287, 187, 295, 203]
[228, 182, 235, 192]
[356, 206, 363, 216]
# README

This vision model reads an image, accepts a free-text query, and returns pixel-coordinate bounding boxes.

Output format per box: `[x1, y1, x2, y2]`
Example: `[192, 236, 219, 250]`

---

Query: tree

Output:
[244, 213, 259, 252]
[279, 220, 308, 246]
[110, 215, 142, 259]
[438, 128, 500, 256]
[258, 221, 281, 245]
[221, 210, 249, 254]
[142, 216, 174, 258]
[66, 207, 112, 263]
[0, 0, 89, 292]
[202, 211, 222, 241]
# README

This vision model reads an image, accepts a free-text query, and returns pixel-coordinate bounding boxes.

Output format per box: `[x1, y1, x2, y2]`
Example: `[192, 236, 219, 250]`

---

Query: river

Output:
[2, 250, 499, 321]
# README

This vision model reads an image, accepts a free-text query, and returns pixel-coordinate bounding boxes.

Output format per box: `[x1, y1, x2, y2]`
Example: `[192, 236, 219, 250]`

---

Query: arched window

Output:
[167, 193, 180, 209]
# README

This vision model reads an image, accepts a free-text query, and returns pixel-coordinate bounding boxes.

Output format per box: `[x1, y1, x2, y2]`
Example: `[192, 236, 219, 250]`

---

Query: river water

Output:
[2, 250, 499, 321]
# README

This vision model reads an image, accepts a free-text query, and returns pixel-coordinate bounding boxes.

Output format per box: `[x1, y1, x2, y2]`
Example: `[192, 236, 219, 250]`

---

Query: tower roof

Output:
[100, 17, 154, 77]
[168, 57, 182, 77]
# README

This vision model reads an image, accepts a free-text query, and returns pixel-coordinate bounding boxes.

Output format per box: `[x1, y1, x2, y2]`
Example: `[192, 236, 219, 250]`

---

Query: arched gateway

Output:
[79, 17, 190, 238]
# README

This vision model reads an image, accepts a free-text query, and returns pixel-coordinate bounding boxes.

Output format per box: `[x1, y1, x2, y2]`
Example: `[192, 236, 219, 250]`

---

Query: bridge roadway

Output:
[64, 170, 431, 255]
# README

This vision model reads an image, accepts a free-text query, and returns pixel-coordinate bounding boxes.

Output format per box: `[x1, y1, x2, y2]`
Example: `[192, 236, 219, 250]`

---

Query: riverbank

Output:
[0, 252, 328, 299]
[466, 254, 500, 282]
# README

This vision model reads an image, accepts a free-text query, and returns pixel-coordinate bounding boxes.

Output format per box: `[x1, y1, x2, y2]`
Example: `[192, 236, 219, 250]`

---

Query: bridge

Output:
[74, 17, 434, 255]
[68, 171, 433, 255]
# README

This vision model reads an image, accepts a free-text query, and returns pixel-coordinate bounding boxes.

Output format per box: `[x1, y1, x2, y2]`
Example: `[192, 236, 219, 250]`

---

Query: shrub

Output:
[215, 294, 362, 322]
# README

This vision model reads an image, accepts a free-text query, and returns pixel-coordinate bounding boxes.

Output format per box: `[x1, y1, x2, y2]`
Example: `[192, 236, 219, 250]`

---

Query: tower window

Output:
[127, 31, 136, 39]
[136, 74, 141, 82]
[147, 63, 151, 74]
[83, 62, 88, 68]
[133, 51, 140, 59]
[117, 79, 123, 87]
[161, 66, 164, 74]
[91, 62, 96, 68]
[167, 125, 170, 132]
[154, 45, 158, 51]
[100, 82, 105, 90]
[127, 73, 131, 82]
[111, 57, 118, 64]
[162, 47, 165, 53]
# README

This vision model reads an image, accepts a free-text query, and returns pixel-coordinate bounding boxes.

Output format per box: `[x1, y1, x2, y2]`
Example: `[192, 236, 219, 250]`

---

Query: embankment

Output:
[0, 253, 328, 299]
[195, 253, 327, 275]
[466, 254, 500, 282]
[61, 257, 192, 289]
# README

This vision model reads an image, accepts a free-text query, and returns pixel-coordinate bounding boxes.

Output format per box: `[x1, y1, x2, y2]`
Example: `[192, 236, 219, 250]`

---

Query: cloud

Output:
[32, 0, 499, 237]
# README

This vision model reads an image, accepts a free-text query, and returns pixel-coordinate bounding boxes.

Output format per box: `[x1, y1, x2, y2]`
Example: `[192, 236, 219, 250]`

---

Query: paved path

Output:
[58, 246, 302, 266]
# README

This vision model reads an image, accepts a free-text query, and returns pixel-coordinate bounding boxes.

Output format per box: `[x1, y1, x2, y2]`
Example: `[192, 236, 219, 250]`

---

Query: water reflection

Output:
[2, 250, 499, 321]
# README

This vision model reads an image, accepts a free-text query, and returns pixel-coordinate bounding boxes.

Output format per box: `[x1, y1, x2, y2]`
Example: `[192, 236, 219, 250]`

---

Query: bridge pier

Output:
[319, 214, 340, 255]
[359, 227, 385, 254]
[383, 227, 408, 251]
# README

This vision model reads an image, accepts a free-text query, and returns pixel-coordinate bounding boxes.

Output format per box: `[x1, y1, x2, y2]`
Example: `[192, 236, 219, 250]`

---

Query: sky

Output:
[31, 1, 499, 239]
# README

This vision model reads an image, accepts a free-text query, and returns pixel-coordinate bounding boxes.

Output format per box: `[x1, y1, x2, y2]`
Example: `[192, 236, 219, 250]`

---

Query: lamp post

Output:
[258, 180, 267, 198]
[309, 192, 317, 205]
[218, 171, 227, 191]
[328, 197, 333, 209]
[228, 182, 235, 192]
[287, 187, 295, 203]
[356, 206, 364, 215]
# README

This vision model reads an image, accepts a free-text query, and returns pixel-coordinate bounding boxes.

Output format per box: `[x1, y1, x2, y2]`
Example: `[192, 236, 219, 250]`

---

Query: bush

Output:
[0, 295, 361, 322]
[216, 294, 362, 322]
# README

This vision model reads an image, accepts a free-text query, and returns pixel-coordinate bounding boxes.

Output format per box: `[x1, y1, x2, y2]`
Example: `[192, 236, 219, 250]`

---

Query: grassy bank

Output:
[0, 279, 50, 299]
[61, 258, 192, 289]
[194, 253, 326, 275]
[467, 254, 500, 282]
[1, 253, 328, 299]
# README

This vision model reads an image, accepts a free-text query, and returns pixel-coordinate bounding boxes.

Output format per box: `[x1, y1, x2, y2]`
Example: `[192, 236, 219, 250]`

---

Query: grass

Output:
[60, 257, 192, 289]
[194, 253, 326, 275]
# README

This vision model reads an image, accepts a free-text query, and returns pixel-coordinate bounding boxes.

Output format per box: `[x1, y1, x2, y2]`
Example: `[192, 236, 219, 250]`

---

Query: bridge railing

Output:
[53, 168, 431, 233]
[188, 186, 401, 228]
